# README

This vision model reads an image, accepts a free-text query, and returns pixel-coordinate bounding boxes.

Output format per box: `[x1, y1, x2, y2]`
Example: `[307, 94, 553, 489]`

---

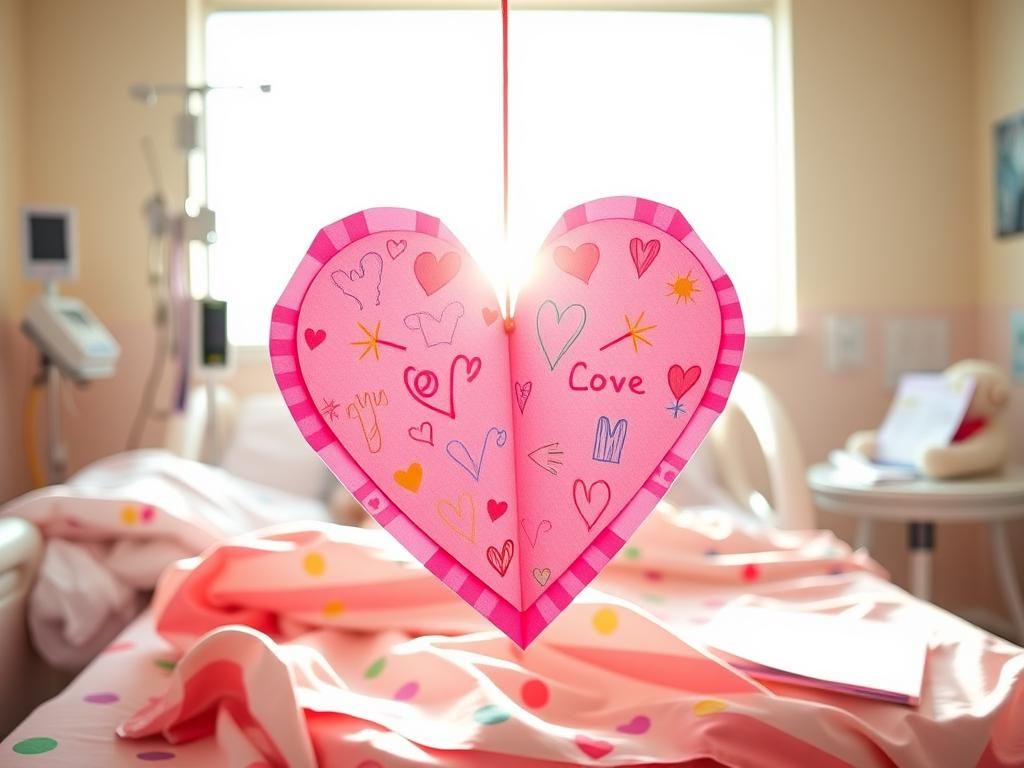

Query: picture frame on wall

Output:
[995, 111, 1024, 238]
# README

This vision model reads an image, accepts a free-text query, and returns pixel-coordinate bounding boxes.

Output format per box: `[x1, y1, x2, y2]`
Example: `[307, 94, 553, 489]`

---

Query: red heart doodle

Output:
[304, 328, 326, 350]
[414, 250, 461, 296]
[667, 364, 701, 401]
[572, 479, 611, 530]
[407, 422, 434, 446]
[403, 355, 481, 419]
[629, 237, 661, 278]
[487, 499, 508, 522]
[553, 242, 600, 284]
[487, 539, 514, 577]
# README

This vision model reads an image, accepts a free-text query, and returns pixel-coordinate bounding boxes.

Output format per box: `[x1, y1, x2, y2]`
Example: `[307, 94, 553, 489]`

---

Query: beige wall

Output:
[0, 0, 1017, 614]
[0, 0, 27, 503]
[975, 0, 1024, 456]
[1, 0, 187, 501]
[973, 0, 1024, 623]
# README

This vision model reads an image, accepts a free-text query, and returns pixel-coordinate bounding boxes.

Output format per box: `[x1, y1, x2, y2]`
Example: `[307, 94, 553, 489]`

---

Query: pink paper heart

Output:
[274, 197, 744, 647]
[574, 734, 614, 759]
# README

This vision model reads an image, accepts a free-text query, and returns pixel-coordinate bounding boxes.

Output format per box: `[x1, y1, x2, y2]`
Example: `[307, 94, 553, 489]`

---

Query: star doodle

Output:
[350, 320, 407, 361]
[599, 312, 657, 353]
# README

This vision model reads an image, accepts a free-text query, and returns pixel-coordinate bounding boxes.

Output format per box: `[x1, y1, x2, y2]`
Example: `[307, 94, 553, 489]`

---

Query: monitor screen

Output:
[29, 215, 69, 262]
[201, 299, 228, 367]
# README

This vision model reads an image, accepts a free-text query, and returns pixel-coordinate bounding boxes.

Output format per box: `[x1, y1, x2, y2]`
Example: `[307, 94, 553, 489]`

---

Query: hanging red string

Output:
[501, 0, 512, 327]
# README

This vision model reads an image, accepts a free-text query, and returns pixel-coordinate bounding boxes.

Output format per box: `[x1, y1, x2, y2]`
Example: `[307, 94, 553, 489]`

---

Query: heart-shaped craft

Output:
[272, 196, 744, 646]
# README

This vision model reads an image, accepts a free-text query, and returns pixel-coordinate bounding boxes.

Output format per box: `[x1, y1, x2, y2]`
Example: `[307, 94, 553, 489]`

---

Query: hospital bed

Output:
[3, 376, 1020, 765]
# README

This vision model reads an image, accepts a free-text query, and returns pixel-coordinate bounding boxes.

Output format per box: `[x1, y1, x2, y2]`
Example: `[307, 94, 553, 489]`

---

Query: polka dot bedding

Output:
[3, 509, 1023, 767]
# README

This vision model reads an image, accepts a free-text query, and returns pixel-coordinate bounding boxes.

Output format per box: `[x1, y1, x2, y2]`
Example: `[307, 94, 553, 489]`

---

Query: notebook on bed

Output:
[697, 605, 929, 706]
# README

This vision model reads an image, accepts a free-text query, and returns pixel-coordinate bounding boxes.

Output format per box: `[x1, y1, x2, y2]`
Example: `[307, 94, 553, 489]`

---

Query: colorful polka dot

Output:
[364, 657, 387, 679]
[141, 505, 156, 523]
[84, 692, 119, 704]
[641, 593, 666, 604]
[303, 552, 326, 577]
[615, 714, 651, 734]
[322, 599, 345, 617]
[623, 546, 641, 560]
[473, 704, 510, 725]
[592, 608, 619, 635]
[394, 681, 419, 701]
[741, 563, 760, 582]
[137, 751, 176, 761]
[12, 737, 58, 755]
[154, 659, 176, 671]
[120, 505, 139, 525]
[693, 699, 728, 716]
[643, 569, 664, 581]
[521, 678, 549, 709]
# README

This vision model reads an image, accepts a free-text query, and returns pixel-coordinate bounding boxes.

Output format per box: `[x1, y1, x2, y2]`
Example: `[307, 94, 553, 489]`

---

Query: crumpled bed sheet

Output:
[0, 450, 329, 669]
[98, 508, 1024, 768]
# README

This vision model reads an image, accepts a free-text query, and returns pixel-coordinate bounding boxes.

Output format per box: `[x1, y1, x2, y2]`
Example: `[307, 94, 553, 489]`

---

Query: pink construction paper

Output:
[272, 197, 745, 646]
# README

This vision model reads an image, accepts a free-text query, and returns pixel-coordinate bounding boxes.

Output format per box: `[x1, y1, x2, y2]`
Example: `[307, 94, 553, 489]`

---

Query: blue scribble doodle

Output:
[446, 426, 507, 481]
[332, 251, 383, 310]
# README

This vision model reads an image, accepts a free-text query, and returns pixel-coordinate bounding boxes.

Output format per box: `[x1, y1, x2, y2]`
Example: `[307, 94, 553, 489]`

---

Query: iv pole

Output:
[129, 81, 270, 462]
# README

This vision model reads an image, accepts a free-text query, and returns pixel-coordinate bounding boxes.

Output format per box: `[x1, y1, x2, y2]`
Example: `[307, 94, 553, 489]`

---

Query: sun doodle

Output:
[667, 271, 700, 304]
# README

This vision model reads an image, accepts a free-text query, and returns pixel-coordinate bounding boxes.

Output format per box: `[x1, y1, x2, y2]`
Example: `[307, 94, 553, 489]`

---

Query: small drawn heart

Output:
[573, 479, 611, 530]
[408, 422, 434, 446]
[487, 499, 508, 522]
[629, 237, 661, 278]
[616, 715, 651, 735]
[304, 328, 326, 350]
[482, 307, 500, 326]
[521, 518, 553, 547]
[386, 238, 407, 259]
[393, 463, 423, 493]
[536, 300, 587, 371]
[514, 381, 532, 414]
[414, 250, 461, 296]
[532, 567, 551, 586]
[487, 539, 514, 577]
[667, 364, 702, 401]
[554, 242, 600, 284]
[367, 497, 380, 509]
[436, 493, 476, 542]
[574, 734, 614, 759]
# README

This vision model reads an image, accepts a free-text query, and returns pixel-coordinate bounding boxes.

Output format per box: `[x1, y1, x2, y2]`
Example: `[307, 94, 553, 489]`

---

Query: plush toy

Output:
[847, 359, 1010, 479]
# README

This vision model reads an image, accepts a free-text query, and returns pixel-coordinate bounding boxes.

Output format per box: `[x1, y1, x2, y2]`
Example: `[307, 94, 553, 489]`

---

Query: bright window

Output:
[205, 9, 790, 346]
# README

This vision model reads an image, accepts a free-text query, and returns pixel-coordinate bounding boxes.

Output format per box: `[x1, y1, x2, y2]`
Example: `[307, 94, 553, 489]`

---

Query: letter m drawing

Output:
[592, 416, 627, 464]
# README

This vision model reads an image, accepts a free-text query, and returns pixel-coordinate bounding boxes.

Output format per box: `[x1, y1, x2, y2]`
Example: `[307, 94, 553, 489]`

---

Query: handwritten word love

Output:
[568, 361, 645, 395]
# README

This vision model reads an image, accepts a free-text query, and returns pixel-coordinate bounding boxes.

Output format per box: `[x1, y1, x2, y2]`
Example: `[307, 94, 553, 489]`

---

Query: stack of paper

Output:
[697, 605, 929, 705]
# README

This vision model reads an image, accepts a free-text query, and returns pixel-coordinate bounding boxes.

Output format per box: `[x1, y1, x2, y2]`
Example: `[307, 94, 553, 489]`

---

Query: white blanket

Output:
[0, 450, 329, 669]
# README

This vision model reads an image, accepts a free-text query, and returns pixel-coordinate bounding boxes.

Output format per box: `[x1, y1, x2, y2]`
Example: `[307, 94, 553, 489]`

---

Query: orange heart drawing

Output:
[393, 462, 423, 493]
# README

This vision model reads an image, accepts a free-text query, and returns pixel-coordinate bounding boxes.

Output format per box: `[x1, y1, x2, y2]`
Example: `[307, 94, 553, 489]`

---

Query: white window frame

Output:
[190, 0, 797, 351]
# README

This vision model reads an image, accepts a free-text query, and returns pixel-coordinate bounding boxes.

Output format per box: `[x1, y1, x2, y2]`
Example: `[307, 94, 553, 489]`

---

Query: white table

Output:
[807, 463, 1024, 642]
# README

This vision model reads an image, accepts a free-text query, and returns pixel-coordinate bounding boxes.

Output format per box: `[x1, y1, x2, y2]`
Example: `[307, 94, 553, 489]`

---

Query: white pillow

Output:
[220, 394, 332, 500]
